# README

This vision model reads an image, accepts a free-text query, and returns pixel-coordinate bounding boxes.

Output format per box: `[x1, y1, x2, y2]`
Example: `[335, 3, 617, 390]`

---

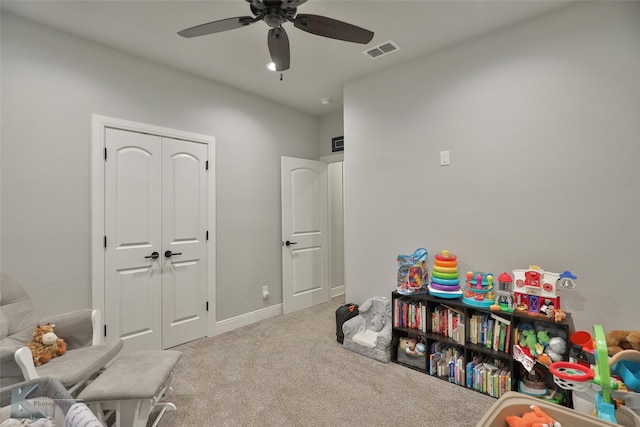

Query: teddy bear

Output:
[505, 404, 562, 427]
[398, 337, 426, 357]
[398, 337, 417, 355]
[27, 323, 67, 366]
[606, 330, 640, 357]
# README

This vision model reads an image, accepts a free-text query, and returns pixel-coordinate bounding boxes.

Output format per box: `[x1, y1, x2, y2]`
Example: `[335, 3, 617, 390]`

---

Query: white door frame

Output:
[320, 154, 345, 299]
[91, 115, 217, 339]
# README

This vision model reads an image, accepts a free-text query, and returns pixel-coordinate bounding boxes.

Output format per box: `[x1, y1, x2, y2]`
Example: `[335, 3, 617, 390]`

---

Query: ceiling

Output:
[1, 0, 571, 117]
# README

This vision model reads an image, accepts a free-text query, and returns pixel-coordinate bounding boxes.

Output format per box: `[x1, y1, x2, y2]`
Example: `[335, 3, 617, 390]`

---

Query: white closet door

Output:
[104, 128, 163, 352]
[104, 129, 208, 352]
[161, 137, 208, 348]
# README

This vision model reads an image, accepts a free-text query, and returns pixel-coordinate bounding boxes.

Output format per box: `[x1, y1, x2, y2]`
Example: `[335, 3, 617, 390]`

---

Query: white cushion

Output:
[352, 329, 379, 348]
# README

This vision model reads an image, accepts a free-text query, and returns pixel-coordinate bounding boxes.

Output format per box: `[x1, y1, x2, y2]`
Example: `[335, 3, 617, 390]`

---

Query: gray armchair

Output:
[342, 296, 392, 363]
[0, 272, 123, 394]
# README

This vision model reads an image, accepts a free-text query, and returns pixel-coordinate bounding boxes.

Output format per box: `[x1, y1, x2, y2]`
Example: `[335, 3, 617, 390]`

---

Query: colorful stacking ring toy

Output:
[431, 277, 460, 285]
[432, 271, 459, 280]
[429, 250, 462, 298]
[430, 282, 461, 292]
[432, 265, 458, 273]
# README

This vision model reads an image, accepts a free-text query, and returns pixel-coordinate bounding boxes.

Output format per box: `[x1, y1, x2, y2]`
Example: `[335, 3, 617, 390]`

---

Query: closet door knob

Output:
[164, 250, 183, 258]
[144, 252, 159, 260]
[285, 240, 298, 247]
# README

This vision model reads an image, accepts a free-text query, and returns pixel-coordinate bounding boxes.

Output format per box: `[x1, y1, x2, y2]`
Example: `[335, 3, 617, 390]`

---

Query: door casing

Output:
[91, 115, 216, 340]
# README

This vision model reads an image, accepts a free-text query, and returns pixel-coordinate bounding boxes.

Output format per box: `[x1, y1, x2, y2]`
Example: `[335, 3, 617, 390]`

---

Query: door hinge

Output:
[206, 230, 209, 241]
[104, 325, 107, 337]
[206, 301, 209, 312]
[205, 160, 209, 171]
[104, 147, 107, 161]
[104, 236, 107, 248]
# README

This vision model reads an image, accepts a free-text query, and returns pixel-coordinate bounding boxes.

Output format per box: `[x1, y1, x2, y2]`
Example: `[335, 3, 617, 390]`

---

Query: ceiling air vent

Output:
[362, 40, 401, 60]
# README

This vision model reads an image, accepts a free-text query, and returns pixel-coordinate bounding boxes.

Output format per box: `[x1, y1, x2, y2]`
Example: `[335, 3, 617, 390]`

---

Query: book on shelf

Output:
[394, 298, 426, 331]
[504, 324, 511, 354]
[468, 359, 511, 397]
[485, 318, 494, 349]
[498, 323, 507, 352]
[431, 305, 465, 345]
[490, 312, 511, 325]
[492, 319, 500, 350]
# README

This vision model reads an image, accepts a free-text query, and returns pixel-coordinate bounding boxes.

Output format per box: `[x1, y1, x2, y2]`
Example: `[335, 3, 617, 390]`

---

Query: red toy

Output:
[505, 404, 562, 427]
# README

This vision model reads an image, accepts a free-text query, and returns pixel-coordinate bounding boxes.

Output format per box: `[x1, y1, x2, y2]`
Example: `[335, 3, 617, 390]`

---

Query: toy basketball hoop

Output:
[549, 361, 594, 391]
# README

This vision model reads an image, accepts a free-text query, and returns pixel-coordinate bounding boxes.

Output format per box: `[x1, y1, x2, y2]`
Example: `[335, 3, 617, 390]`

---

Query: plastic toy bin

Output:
[476, 391, 620, 427]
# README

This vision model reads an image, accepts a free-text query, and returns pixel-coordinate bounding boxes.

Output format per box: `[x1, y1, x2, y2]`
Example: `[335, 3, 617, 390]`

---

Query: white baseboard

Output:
[213, 303, 283, 336]
[331, 286, 345, 298]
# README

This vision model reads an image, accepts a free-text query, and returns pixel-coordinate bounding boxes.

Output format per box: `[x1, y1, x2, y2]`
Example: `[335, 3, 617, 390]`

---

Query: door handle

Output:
[145, 251, 159, 260]
[164, 250, 183, 258]
[284, 240, 298, 247]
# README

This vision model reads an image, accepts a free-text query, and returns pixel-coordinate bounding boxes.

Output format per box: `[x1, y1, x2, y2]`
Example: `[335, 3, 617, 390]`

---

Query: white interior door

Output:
[281, 156, 328, 314]
[105, 128, 163, 352]
[104, 129, 208, 352]
[161, 138, 208, 348]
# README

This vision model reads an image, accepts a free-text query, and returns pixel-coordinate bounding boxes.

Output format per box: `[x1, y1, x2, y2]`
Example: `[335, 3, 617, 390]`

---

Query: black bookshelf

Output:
[391, 291, 574, 407]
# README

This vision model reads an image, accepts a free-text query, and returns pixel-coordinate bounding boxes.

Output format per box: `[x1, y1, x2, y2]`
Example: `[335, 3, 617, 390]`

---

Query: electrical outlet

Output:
[262, 286, 270, 300]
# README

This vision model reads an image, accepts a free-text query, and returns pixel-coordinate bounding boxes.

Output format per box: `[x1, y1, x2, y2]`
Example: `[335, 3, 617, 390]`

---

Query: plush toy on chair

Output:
[27, 323, 67, 366]
[341, 296, 392, 363]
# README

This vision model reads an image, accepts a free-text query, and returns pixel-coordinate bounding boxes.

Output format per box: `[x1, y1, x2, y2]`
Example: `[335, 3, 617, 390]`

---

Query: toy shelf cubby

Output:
[391, 291, 574, 407]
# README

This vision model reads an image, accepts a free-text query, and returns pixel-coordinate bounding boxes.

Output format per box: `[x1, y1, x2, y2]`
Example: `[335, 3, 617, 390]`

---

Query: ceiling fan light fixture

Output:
[267, 62, 277, 71]
[177, 0, 375, 71]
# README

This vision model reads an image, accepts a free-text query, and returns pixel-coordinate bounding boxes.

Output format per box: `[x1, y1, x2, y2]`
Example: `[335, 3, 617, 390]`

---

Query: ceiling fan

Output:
[178, 0, 374, 72]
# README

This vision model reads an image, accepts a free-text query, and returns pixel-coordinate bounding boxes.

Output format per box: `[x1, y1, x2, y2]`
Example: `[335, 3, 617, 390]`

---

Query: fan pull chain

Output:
[280, 73, 283, 81]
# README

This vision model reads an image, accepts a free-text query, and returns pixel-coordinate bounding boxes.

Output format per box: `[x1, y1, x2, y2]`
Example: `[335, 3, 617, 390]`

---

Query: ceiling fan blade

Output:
[281, 0, 309, 7]
[268, 27, 290, 71]
[178, 16, 256, 38]
[293, 14, 374, 44]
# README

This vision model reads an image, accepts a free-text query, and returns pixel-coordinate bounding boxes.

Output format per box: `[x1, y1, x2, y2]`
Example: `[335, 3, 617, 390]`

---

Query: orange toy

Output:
[505, 404, 561, 427]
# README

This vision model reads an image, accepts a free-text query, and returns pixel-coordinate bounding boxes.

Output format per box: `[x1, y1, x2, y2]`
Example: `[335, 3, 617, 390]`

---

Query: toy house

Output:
[512, 267, 561, 316]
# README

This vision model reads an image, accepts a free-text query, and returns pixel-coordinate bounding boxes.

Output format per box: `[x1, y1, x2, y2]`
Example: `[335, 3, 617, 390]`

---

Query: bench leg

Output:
[149, 402, 177, 427]
[87, 398, 176, 427]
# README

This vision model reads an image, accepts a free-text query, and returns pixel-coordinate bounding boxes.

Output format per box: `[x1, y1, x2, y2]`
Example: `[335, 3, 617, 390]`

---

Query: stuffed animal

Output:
[505, 404, 562, 427]
[398, 337, 417, 355]
[606, 330, 640, 357]
[537, 330, 551, 348]
[27, 323, 67, 366]
[520, 330, 539, 356]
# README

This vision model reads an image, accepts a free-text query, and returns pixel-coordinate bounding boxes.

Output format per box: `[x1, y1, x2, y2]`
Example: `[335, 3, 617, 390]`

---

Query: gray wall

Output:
[319, 111, 344, 158]
[0, 13, 319, 320]
[344, 1, 640, 333]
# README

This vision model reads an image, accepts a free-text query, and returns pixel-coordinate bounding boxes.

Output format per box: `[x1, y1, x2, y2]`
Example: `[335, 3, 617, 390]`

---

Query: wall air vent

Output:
[362, 40, 401, 60]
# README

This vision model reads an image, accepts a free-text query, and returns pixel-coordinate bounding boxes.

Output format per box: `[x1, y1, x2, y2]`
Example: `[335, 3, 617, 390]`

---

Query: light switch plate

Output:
[440, 150, 450, 166]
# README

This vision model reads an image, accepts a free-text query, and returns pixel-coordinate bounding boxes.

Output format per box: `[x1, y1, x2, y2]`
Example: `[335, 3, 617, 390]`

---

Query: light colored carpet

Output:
[158, 296, 496, 426]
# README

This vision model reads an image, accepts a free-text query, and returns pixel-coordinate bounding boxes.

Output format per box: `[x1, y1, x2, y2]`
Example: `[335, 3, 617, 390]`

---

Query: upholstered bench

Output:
[77, 350, 182, 427]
